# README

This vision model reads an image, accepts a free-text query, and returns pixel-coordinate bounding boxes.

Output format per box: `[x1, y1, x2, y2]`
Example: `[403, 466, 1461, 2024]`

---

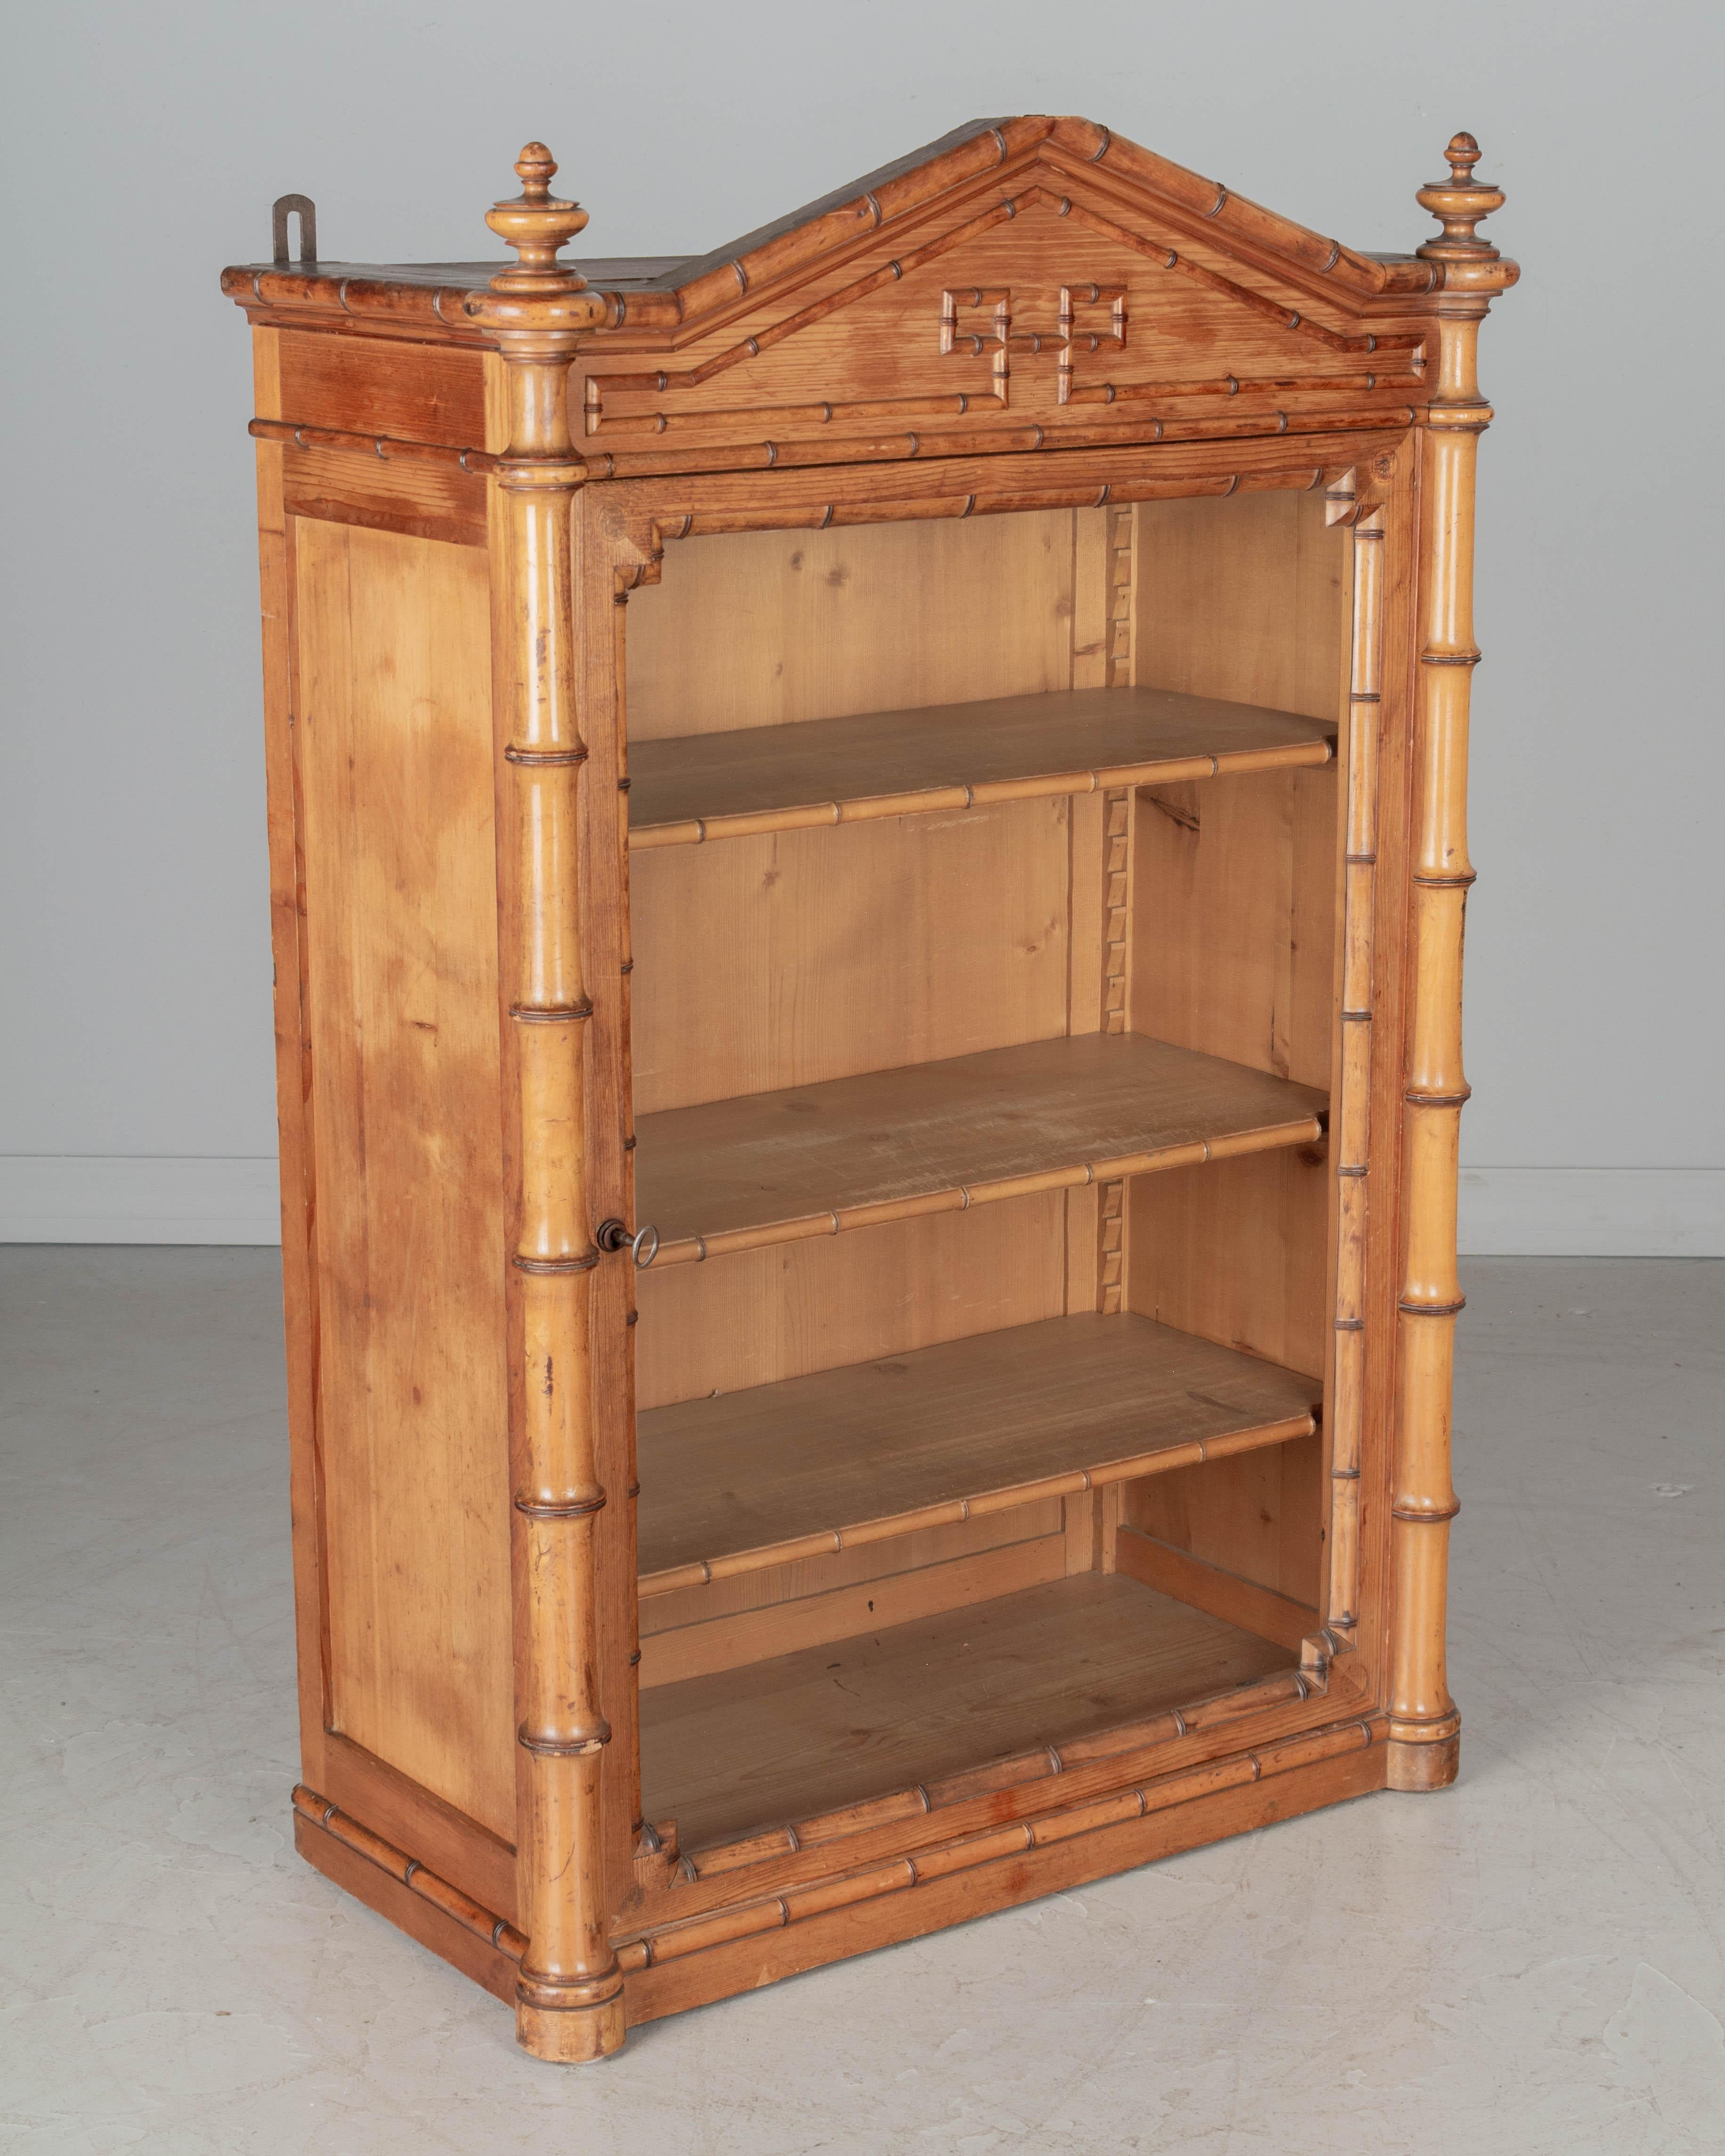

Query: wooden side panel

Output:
[631, 798, 1072, 1113]
[1121, 1432, 1325, 1611]
[1124, 1143, 1328, 1613]
[1119, 489, 1346, 1624]
[635, 1191, 1067, 1410]
[293, 519, 515, 1841]
[280, 445, 488, 549]
[1130, 768, 1338, 1090]
[1126, 1147, 1329, 1379]
[1134, 489, 1347, 722]
[253, 327, 331, 1799]
[1112, 1523, 1320, 1647]
[625, 511, 1077, 739]
[277, 330, 488, 447]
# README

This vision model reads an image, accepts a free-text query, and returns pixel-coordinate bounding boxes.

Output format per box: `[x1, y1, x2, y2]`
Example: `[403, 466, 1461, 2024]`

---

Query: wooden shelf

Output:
[639, 1573, 1292, 1853]
[628, 685, 1334, 849]
[635, 1032, 1327, 1266]
[637, 1312, 1318, 1596]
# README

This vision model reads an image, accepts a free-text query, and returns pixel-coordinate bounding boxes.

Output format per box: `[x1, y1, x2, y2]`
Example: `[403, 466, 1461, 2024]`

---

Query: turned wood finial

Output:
[487, 141, 589, 295]
[1416, 132, 1505, 260]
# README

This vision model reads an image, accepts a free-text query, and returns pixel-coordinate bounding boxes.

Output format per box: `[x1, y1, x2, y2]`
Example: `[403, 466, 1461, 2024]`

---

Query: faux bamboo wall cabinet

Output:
[223, 118, 1516, 2062]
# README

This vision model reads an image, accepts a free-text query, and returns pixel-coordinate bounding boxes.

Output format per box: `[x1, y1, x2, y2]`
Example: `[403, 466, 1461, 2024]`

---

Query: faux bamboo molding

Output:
[649, 1111, 1326, 1270]
[630, 450, 1381, 552]
[1389, 138, 1518, 1790]
[629, 1628, 1376, 1934]
[468, 146, 625, 2065]
[629, 734, 1330, 852]
[1326, 504, 1386, 1635]
[248, 395, 1404, 488]
[626, 1716, 1379, 1961]
[248, 415, 496, 472]
[673, 1665, 1335, 1877]
[295, 1707, 1380, 2002]
[222, 117, 1450, 343]
[583, 411, 1415, 486]
[580, 179, 1421, 440]
[293, 1785, 529, 1963]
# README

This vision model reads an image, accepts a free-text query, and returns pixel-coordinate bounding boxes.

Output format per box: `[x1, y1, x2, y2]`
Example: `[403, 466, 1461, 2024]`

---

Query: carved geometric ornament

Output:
[940, 284, 1128, 406]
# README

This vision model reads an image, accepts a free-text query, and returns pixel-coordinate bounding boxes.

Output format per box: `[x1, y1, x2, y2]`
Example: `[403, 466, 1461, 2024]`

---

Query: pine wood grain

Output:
[640, 1573, 1290, 1850]
[1134, 490, 1349, 724]
[635, 1193, 1068, 1411]
[626, 513, 1078, 741]
[638, 1499, 1062, 1638]
[1127, 1146, 1331, 1379]
[1123, 1424, 1327, 1606]
[637, 1312, 1318, 1590]
[280, 442, 488, 548]
[640, 1533, 1068, 1688]
[630, 799, 1072, 1115]
[1131, 765, 1340, 1090]
[277, 329, 487, 447]
[292, 519, 515, 1843]
[635, 1033, 1327, 1262]
[628, 685, 1333, 844]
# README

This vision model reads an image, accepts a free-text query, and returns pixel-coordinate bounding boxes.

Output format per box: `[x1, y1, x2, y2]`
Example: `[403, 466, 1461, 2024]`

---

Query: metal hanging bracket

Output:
[272, 193, 318, 265]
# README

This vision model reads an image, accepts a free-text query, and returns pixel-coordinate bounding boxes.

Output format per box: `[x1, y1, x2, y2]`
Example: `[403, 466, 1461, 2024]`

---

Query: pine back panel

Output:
[625, 512, 1079, 738]
[630, 798, 1073, 1115]
[635, 1191, 1070, 1410]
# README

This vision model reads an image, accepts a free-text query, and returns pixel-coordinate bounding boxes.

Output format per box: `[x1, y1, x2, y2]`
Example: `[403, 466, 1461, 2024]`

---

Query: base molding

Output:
[290, 1714, 1393, 2050]
[317, 1731, 518, 1922]
[293, 1796, 518, 2007]
[625, 1730, 1386, 2026]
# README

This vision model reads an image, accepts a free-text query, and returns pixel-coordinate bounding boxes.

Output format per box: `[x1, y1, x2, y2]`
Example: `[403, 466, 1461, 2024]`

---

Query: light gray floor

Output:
[1, 1251, 1721, 2154]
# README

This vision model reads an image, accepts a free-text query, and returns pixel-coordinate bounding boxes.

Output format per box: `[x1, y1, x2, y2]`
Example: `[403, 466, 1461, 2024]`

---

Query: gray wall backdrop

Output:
[2, 0, 1719, 1252]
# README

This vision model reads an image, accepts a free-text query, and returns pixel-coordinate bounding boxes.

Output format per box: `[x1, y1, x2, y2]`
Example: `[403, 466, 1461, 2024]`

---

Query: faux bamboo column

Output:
[1327, 502, 1385, 1640]
[464, 147, 624, 2061]
[1388, 138, 1518, 1791]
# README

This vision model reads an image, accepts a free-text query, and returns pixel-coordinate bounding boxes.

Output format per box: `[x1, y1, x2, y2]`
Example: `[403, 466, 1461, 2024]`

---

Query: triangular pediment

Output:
[633, 118, 1408, 326]
[579, 118, 1434, 467]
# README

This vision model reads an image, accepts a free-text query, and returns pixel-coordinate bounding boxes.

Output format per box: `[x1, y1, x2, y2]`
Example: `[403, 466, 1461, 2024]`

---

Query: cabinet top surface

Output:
[223, 114, 1518, 345]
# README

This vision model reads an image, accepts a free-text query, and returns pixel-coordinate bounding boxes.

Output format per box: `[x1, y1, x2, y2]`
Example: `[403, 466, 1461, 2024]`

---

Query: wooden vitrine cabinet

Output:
[223, 119, 1516, 2060]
